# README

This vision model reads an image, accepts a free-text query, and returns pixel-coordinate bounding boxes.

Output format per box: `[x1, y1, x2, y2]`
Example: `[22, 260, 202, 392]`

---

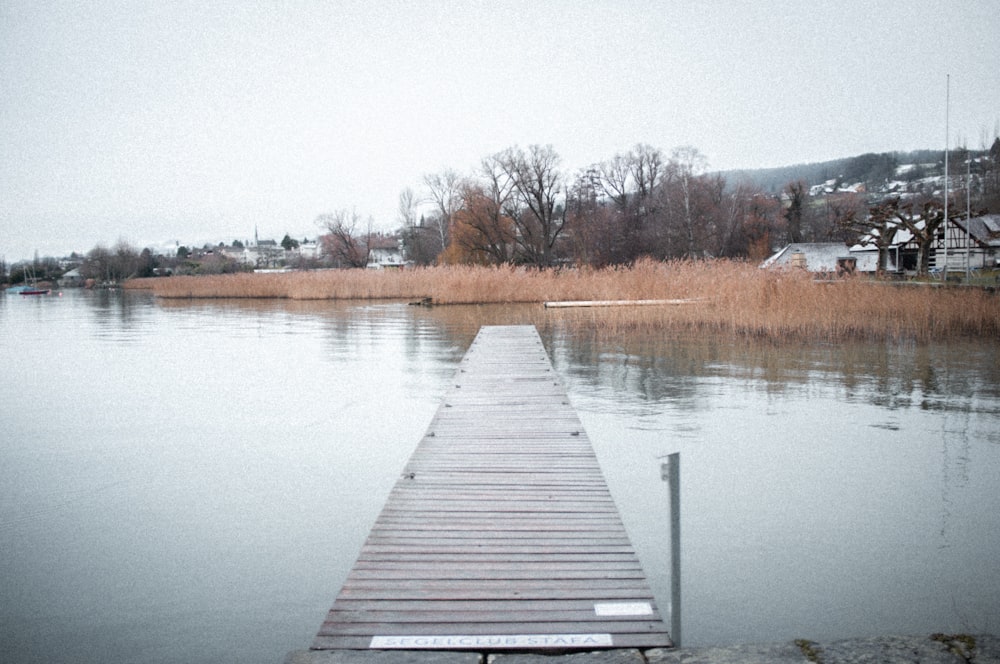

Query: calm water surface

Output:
[1, 290, 998, 663]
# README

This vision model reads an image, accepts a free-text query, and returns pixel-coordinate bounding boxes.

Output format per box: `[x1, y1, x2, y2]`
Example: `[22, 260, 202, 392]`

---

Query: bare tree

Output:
[318, 210, 371, 268]
[743, 192, 784, 261]
[588, 154, 634, 262]
[566, 168, 617, 266]
[983, 136, 1000, 210]
[449, 182, 516, 264]
[894, 199, 949, 276]
[712, 179, 763, 258]
[880, 197, 979, 276]
[667, 146, 708, 257]
[499, 145, 566, 266]
[422, 169, 464, 257]
[838, 200, 900, 274]
[588, 144, 666, 262]
[81, 245, 112, 283]
[81, 240, 139, 283]
[399, 216, 440, 266]
[783, 181, 806, 243]
[596, 153, 631, 208]
[113, 239, 140, 280]
[397, 187, 417, 228]
[446, 154, 518, 264]
[629, 144, 667, 258]
[629, 143, 664, 200]
[396, 186, 433, 264]
[822, 192, 868, 243]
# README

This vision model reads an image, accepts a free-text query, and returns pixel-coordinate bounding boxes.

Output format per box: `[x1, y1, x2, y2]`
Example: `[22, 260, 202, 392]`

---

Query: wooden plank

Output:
[369, 518, 627, 528]
[334, 587, 656, 601]
[313, 632, 674, 651]
[345, 569, 646, 581]
[328, 598, 651, 613]
[354, 554, 642, 564]
[543, 298, 702, 308]
[320, 620, 668, 636]
[323, 609, 663, 623]
[312, 325, 672, 652]
[348, 561, 644, 571]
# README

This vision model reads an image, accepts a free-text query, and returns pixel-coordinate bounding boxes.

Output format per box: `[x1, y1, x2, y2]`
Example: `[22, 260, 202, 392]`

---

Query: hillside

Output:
[718, 149, 953, 194]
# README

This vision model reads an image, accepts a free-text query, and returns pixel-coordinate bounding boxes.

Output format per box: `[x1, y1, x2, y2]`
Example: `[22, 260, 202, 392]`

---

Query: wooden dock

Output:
[312, 325, 672, 652]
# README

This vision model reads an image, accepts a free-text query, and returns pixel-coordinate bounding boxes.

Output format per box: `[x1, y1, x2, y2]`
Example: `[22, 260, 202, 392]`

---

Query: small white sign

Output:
[593, 602, 654, 617]
[370, 633, 614, 649]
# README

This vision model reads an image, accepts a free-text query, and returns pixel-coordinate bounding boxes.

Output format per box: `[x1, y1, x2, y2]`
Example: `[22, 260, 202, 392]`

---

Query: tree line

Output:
[6, 139, 997, 283]
[394, 139, 1000, 269]
[397, 143, 845, 267]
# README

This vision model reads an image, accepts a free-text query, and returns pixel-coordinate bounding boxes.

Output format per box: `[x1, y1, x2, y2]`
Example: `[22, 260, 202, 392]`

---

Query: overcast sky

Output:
[2, 0, 998, 261]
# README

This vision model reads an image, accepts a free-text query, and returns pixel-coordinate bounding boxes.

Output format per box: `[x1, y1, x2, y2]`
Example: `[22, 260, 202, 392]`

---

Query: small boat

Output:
[7, 263, 52, 296]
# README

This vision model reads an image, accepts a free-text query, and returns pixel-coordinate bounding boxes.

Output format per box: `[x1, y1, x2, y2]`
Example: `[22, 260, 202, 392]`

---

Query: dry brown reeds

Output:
[126, 260, 1000, 342]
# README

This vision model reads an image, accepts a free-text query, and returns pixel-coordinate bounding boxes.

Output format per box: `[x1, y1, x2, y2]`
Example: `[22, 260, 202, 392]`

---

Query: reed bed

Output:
[126, 261, 1000, 342]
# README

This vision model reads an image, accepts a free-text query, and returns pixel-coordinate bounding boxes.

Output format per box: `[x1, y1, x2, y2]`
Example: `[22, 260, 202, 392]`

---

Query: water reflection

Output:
[542, 327, 1000, 409]
[528, 325, 999, 644]
[80, 289, 156, 343]
[2, 291, 998, 661]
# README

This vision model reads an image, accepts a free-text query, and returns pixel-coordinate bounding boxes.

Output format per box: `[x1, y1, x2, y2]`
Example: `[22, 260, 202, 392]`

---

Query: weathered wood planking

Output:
[313, 325, 672, 651]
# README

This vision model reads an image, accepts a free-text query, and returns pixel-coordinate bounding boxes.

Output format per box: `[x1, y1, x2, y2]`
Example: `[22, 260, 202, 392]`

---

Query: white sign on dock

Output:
[370, 634, 614, 649]
[593, 602, 654, 617]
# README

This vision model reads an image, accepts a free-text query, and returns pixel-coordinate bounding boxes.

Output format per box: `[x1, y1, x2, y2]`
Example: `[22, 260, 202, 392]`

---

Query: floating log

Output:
[543, 298, 702, 308]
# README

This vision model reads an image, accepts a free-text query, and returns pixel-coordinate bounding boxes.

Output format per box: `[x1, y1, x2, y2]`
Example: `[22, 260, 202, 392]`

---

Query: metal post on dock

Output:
[661, 453, 681, 647]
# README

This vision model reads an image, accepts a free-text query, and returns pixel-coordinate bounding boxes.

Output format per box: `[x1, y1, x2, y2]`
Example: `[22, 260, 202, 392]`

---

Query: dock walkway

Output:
[313, 325, 672, 651]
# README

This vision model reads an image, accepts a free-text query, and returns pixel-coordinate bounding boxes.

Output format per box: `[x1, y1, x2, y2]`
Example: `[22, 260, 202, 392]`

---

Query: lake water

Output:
[2, 289, 998, 663]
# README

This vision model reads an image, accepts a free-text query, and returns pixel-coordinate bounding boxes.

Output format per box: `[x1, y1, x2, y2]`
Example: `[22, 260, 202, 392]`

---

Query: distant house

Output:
[296, 240, 320, 260]
[220, 245, 253, 264]
[232, 240, 284, 268]
[760, 243, 878, 275]
[845, 244, 901, 273]
[367, 235, 405, 269]
[847, 224, 910, 273]
[849, 213, 1000, 275]
[766, 215, 1000, 277]
[59, 268, 85, 287]
[939, 214, 1000, 271]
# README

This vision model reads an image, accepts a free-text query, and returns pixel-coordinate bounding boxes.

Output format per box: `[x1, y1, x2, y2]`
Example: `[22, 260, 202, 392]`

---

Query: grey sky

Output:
[2, 0, 998, 261]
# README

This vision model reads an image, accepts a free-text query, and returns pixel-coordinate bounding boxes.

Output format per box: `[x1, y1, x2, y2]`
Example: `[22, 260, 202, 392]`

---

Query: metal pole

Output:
[943, 74, 950, 280]
[966, 155, 972, 280]
[661, 453, 681, 647]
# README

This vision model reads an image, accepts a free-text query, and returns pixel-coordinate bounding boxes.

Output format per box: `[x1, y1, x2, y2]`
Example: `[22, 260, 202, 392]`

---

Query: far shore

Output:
[125, 261, 1000, 343]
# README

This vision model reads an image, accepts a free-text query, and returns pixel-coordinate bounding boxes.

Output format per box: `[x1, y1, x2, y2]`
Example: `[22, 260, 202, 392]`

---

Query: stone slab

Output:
[645, 642, 807, 664]
[811, 634, 958, 663]
[285, 650, 482, 664]
[646, 634, 999, 664]
[489, 649, 645, 664]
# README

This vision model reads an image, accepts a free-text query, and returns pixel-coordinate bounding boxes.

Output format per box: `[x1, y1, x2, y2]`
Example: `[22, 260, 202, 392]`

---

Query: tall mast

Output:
[966, 148, 972, 278]
[943, 74, 949, 279]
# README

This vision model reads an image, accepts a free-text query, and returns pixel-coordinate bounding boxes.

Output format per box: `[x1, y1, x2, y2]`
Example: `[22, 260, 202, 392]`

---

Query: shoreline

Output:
[285, 633, 999, 663]
[123, 262, 1000, 343]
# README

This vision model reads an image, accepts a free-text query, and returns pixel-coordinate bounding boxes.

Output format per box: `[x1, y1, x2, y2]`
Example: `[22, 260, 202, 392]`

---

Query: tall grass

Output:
[126, 261, 1000, 342]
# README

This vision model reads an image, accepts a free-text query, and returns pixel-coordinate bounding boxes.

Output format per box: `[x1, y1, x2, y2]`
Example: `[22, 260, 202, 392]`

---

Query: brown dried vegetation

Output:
[127, 260, 999, 343]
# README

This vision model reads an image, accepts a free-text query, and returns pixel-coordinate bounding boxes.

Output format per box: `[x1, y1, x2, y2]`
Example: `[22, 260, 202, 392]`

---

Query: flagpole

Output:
[942, 75, 949, 280]
[966, 150, 971, 280]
